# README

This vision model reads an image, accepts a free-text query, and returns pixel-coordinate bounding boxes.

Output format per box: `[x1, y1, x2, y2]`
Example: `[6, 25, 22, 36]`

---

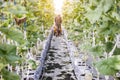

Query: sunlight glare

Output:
[53, 0, 64, 14]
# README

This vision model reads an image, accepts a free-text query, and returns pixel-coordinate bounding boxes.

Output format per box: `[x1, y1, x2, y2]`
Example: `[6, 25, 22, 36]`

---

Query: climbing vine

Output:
[62, 0, 120, 78]
[0, 0, 54, 80]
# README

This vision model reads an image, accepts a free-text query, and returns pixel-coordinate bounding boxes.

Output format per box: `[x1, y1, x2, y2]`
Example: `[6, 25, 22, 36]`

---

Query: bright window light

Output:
[53, 0, 64, 14]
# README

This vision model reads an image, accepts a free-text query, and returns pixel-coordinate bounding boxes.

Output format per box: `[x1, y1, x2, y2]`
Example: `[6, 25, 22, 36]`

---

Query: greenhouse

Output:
[0, 0, 120, 80]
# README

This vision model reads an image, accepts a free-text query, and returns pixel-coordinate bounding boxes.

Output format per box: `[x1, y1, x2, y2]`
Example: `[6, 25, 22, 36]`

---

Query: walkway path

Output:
[40, 36, 76, 80]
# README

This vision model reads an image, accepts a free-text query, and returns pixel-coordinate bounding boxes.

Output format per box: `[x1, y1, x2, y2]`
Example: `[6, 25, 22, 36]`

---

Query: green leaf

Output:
[8, 5, 28, 15]
[102, 0, 113, 13]
[89, 45, 104, 57]
[112, 12, 120, 21]
[0, 63, 4, 71]
[26, 25, 39, 32]
[28, 59, 37, 69]
[85, 0, 113, 23]
[0, 27, 25, 44]
[1, 68, 20, 80]
[85, 8, 102, 24]
[95, 55, 120, 75]
[98, 22, 111, 35]
[5, 55, 21, 63]
[0, 43, 21, 64]
[113, 48, 120, 55]
[0, 43, 16, 55]
[105, 42, 114, 53]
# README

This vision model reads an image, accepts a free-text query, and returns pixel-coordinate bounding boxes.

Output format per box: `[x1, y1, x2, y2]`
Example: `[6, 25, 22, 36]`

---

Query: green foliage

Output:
[0, 0, 54, 79]
[0, 43, 21, 80]
[26, 25, 39, 32]
[0, 27, 25, 44]
[95, 55, 120, 75]
[0, 43, 16, 56]
[85, 0, 114, 24]
[1, 68, 20, 80]
[113, 48, 120, 55]
[89, 45, 104, 57]
[85, 8, 102, 24]
[8, 4, 28, 15]
[62, 0, 120, 77]
[0, 43, 21, 64]
[28, 59, 37, 70]
[105, 42, 114, 53]
[79, 42, 92, 52]
[34, 0, 54, 28]
[0, 63, 4, 71]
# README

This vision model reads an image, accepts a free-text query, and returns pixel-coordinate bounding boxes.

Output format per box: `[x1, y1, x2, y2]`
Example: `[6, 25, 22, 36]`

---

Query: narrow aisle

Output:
[40, 36, 77, 80]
